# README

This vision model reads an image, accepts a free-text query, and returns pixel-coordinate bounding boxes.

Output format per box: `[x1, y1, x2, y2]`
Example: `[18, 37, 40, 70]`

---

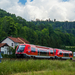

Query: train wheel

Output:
[23, 54, 27, 58]
[70, 58, 72, 60]
[55, 56, 57, 59]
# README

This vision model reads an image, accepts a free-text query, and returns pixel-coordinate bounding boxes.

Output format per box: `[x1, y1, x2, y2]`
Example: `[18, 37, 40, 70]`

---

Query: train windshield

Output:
[17, 45, 25, 52]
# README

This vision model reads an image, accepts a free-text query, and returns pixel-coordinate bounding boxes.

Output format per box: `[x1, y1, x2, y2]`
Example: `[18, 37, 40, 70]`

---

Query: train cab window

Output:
[70, 53, 72, 56]
[17, 45, 25, 52]
[50, 50, 53, 54]
[31, 47, 36, 52]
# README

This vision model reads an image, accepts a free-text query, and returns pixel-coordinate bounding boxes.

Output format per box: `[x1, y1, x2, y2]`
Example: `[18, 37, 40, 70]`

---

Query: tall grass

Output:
[0, 59, 75, 75]
[13, 70, 75, 75]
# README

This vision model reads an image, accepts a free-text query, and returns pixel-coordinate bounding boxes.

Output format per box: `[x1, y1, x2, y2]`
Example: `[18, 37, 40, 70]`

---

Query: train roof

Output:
[35, 45, 52, 49]
[19, 44, 72, 53]
[54, 48, 72, 52]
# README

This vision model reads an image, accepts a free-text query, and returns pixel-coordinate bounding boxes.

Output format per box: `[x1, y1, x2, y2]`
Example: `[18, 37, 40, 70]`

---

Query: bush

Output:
[1, 46, 17, 58]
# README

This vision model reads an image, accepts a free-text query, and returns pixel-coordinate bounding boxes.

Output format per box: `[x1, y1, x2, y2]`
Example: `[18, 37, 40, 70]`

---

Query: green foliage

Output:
[2, 46, 16, 58]
[1, 16, 17, 36]
[0, 9, 75, 50]
[0, 60, 75, 75]
[23, 71, 75, 75]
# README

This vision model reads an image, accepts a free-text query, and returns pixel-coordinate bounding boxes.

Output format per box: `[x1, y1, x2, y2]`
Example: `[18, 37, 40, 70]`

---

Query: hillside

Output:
[0, 8, 75, 50]
[32, 20, 75, 36]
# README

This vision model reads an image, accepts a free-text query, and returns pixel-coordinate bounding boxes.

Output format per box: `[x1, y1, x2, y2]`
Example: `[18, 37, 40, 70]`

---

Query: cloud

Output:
[0, 0, 75, 21]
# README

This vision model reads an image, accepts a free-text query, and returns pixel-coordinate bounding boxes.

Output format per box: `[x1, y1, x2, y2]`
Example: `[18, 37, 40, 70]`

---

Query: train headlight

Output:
[28, 51, 30, 53]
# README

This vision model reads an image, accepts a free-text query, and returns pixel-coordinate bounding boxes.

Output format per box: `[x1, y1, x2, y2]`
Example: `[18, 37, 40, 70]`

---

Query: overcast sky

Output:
[0, 0, 75, 21]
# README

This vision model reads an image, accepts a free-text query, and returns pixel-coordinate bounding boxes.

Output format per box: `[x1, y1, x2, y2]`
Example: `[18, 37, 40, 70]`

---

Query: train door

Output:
[47, 50, 49, 56]
[69, 53, 73, 58]
[49, 50, 54, 56]
[38, 49, 40, 56]
[54, 50, 56, 56]
[26, 45, 31, 55]
[54, 49, 59, 59]
[54, 49, 59, 56]
[58, 51, 63, 58]
[69, 52, 73, 60]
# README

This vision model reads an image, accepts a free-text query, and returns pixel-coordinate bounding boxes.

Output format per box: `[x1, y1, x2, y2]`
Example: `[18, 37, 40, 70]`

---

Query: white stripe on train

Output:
[23, 53, 72, 59]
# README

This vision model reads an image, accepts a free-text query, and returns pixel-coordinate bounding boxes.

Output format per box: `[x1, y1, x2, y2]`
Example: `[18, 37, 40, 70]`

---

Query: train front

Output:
[15, 44, 26, 58]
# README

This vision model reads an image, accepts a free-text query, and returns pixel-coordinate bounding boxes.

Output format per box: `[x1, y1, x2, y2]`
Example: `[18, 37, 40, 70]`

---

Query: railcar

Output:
[15, 44, 73, 60]
[35, 48, 55, 58]
[15, 44, 55, 58]
[15, 44, 36, 58]
[54, 49, 73, 60]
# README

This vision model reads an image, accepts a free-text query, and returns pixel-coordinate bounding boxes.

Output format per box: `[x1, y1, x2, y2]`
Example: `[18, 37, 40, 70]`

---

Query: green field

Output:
[0, 59, 75, 75]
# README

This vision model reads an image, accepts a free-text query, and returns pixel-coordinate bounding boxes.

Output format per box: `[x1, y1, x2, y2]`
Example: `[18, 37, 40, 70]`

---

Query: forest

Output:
[0, 8, 75, 51]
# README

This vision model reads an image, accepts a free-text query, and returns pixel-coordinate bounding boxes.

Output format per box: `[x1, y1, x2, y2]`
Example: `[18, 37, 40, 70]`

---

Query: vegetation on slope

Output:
[0, 9, 75, 51]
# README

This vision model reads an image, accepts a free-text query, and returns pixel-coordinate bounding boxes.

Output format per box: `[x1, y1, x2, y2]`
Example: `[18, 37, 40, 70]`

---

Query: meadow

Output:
[0, 59, 75, 75]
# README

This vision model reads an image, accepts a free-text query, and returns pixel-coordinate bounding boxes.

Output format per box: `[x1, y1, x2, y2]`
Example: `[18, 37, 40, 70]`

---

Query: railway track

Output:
[72, 59, 75, 62]
[2, 58, 75, 61]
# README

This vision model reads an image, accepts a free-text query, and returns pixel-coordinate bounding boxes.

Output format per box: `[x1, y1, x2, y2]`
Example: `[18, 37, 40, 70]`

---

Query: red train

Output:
[15, 44, 73, 60]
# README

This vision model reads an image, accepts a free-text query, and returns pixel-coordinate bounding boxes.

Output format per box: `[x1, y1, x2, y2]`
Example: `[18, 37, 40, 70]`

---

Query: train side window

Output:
[31, 47, 36, 52]
[50, 50, 53, 54]
[40, 50, 47, 56]
[59, 52, 62, 55]
[64, 53, 69, 57]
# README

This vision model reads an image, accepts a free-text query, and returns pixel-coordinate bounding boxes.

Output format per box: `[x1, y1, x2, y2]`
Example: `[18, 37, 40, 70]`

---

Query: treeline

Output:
[32, 20, 75, 36]
[0, 9, 75, 51]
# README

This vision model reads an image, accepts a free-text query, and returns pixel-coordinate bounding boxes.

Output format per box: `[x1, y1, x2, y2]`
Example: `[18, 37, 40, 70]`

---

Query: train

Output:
[15, 44, 73, 60]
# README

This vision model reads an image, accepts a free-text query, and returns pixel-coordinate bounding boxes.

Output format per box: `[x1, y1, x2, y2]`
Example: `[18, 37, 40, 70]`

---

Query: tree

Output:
[1, 16, 17, 36]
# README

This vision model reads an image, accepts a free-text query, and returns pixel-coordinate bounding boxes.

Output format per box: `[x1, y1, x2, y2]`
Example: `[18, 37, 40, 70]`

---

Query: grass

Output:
[0, 59, 75, 75]
[12, 70, 75, 75]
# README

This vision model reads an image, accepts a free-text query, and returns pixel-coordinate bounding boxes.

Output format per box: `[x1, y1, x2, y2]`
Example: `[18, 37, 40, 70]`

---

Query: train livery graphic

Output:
[15, 44, 73, 60]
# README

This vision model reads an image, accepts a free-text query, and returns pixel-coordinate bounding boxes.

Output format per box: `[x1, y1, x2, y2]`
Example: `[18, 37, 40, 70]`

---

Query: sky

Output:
[0, 0, 75, 21]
